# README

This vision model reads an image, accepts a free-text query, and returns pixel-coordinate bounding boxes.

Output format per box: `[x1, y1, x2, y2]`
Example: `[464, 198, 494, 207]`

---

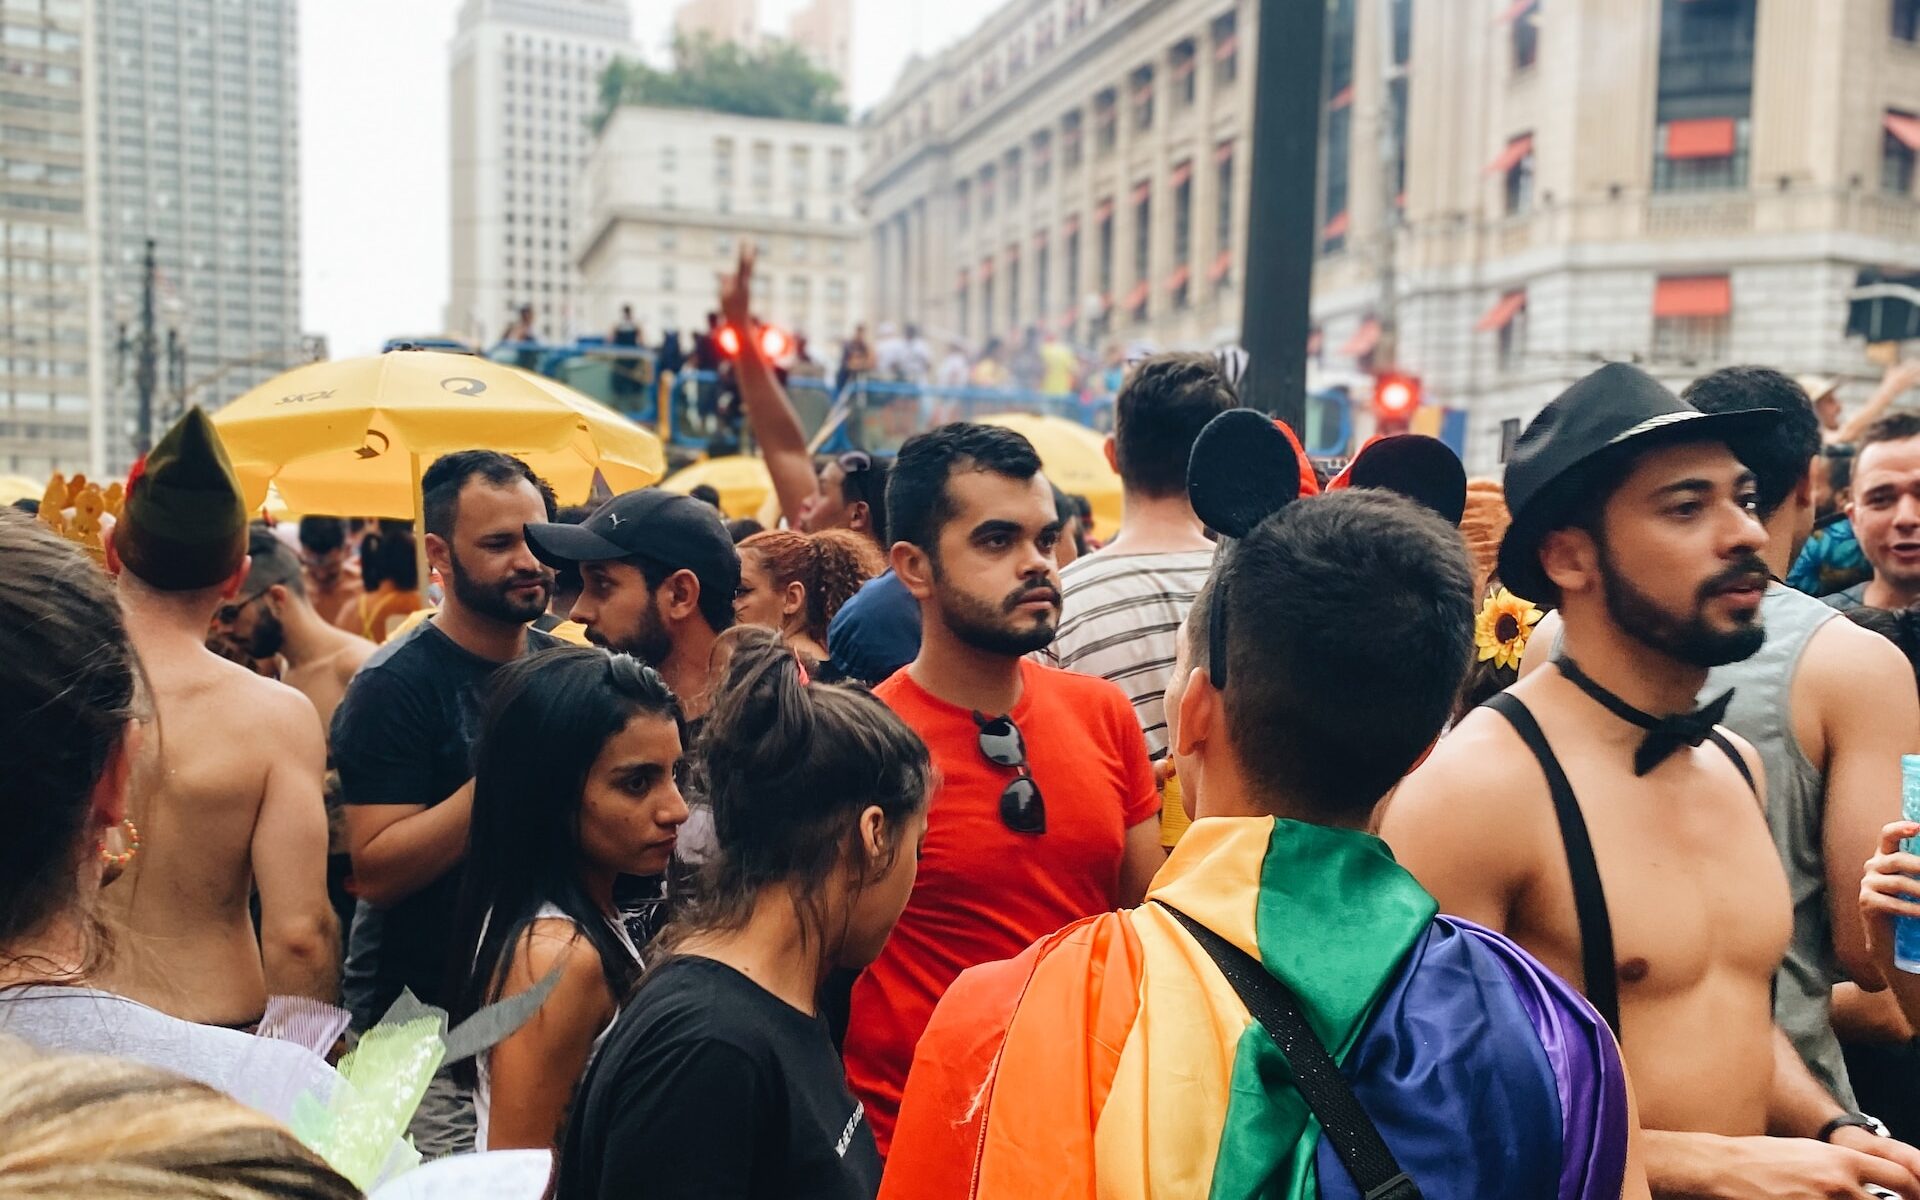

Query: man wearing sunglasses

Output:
[843, 422, 1164, 1158]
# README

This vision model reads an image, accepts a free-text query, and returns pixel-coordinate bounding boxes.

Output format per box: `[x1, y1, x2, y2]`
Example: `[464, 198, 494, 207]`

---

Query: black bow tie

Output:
[1557, 656, 1735, 777]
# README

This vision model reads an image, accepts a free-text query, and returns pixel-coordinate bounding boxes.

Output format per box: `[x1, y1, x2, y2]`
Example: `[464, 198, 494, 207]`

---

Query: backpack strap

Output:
[1154, 901, 1422, 1200]
[1483, 692, 1621, 1040]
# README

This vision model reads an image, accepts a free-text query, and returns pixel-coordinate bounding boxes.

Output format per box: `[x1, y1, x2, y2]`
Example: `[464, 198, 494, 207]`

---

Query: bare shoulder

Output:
[335, 636, 378, 682]
[505, 918, 616, 1005]
[1801, 613, 1917, 704]
[217, 661, 324, 746]
[1389, 701, 1547, 819]
[1709, 725, 1768, 809]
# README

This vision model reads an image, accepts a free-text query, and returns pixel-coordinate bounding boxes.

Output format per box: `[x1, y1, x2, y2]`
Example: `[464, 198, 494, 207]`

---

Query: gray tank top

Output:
[1702, 584, 1852, 1107]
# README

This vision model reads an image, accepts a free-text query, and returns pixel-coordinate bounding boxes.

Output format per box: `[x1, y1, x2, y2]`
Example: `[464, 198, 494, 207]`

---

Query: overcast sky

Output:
[299, 0, 996, 359]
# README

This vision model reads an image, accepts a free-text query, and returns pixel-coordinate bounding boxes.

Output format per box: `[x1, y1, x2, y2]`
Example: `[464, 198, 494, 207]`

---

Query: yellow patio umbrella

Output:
[211, 350, 665, 520]
[978, 412, 1122, 539]
[658, 455, 774, 520]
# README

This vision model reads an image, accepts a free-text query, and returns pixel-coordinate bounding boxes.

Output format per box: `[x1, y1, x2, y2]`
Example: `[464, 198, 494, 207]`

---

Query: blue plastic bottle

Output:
[1899, 756, 1920, 974]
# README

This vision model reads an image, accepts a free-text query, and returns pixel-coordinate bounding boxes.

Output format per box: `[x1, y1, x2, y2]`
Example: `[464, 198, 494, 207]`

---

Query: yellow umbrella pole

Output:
[410, 451, 430, 600]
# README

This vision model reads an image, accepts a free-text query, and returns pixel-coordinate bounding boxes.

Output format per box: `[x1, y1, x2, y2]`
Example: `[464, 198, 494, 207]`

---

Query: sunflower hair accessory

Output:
[1475, 587, 1544, 672]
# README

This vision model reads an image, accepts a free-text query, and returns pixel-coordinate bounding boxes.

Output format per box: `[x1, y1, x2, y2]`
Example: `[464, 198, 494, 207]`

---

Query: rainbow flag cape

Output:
[881, 817, 1629, 1200]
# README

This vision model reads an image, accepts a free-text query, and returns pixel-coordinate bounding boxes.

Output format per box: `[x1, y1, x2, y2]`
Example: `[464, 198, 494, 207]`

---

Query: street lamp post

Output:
[1237, 0, 1327, 437]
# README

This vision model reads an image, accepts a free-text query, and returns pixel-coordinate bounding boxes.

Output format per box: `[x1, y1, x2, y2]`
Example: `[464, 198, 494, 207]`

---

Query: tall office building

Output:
[94, 0, 302, 473]
[789, 0, 852, 95]
[448, 0, 633, 347]
[0, 0, 98, 478]
[674, 0, 759, 49]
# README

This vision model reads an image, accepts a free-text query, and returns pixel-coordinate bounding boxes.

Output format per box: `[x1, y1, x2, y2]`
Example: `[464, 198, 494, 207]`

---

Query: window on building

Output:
[1510, 0, 1539, 70]
[1653, 0, 1755, 190]
[1887, 111, 1919, 195]
[1652, 274, 1732, 363]
[829, 148, 847, 187]
[1096, 90, 1117, 155]
[1036, 242, 1050, 320]
[1171, 161, 1193, 310]
[1063, 111, 1084, 168]
[1212, 11, 1238, 85]
[1490, 133, 1534, 215]
[1132, 67, 1154, 131]
[1006, 149, 1023, 204]
[983, 272, 995, 337]
[957, 181, 971, 229]
[1214, 142, 1235, 292]
[1322, 104, 1352, 251]
[1170, 41, 1197, 108]
[1034, 134, 1052, 189]
[1479, 291, 1529, 371]
[1097, 201, 1114, 302]
[1065, 227, 1081, 315]
[958, 279, 970, 337]
[1008, 251, 1021, 327]
[982, 167, 996, 218]
[790, 145, 810, 191]
[714, 138, 734, 184]
[1897, 0, 1920, 41]
[1131, 182, 1150, 322]
[660, 265, 675, 292]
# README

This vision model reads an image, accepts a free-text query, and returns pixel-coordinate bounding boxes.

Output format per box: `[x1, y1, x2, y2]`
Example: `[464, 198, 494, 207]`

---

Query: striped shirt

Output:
[1038, 548, 1216, 759]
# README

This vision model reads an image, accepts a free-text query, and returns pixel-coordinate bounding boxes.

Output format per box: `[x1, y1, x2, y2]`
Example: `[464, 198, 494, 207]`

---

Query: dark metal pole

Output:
[134, 238, 157, 455]
[1238, 0, 1326, 436]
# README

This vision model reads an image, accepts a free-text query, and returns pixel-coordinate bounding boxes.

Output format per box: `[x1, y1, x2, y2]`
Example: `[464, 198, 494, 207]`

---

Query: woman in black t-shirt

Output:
[554, 627, 931, 1200]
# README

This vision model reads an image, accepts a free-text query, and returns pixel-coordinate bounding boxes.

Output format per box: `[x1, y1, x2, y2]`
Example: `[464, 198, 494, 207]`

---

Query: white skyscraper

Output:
[94, 0, 302, 473]
[0, 0, 97, 478]
[448, 0, 633, 348]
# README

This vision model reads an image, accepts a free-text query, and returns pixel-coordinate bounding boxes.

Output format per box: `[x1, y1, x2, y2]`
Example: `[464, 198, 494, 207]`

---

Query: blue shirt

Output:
[828, 569, 920, 685]
[1790, 516, 1871, 599]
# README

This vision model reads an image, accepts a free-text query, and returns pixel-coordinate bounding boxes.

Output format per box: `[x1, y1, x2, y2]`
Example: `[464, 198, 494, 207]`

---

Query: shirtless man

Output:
[98, 408, 338, 1028]
[222, 527, 375, 736]
[1523, 368, 1920, 1105]
[298, 516, 365, 627]
[1382, 364, 1920, 1198]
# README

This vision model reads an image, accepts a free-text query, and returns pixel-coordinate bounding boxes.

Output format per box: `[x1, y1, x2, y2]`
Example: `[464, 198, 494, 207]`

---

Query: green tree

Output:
[595, 34, 848, 132]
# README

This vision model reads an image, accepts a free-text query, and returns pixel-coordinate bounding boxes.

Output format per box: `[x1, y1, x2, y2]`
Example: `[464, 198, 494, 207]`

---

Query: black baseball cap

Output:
[526, 488, 741, 599]
[1498, 362, 1780, 602]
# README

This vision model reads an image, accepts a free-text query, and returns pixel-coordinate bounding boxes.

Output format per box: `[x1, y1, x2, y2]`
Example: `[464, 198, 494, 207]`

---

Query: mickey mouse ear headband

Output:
[1326, 434, 1468, 526]
[1187, 413, 1469, 688]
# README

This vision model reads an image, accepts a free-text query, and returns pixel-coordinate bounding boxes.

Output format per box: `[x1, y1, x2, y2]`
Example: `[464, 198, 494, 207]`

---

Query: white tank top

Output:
[473, 902, 641, 1152]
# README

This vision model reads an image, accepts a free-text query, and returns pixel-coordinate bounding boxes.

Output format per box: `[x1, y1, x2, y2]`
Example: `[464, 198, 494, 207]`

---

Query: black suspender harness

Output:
[1482, 690, 1754, 1039]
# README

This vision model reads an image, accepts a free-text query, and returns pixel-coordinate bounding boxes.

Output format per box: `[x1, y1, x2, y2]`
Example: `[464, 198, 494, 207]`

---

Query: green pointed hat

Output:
[115, 406, 249, 591]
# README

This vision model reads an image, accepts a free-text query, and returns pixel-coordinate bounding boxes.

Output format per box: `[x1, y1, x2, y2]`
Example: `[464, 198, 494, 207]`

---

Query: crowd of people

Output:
[11, 243, 1920, 1198]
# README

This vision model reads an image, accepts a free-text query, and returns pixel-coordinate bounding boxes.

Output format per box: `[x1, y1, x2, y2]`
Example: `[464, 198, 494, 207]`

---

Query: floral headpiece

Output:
[1475, 587, 1543, 672]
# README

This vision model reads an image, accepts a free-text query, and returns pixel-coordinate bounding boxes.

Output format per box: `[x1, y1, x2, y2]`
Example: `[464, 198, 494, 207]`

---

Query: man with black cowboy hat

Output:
[1383, 363, 1920, 1198]
[99, 407, 339, 1030]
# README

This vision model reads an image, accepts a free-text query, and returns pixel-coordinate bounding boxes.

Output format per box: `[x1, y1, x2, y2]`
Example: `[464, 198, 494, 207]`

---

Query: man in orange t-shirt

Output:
[847, 422, 1164, 1155]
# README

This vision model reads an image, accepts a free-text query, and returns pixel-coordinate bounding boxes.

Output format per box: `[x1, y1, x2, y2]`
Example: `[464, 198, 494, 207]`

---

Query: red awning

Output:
[1485, 134, 1534, 175]
[1665, 117, 1736, 160]
[1323, 210, 1350, 240]
[1215, 140, 1235, 164]
[1170, 160, 1194, 188]
[1342, 317, 1381, 358]
[1496, 0, 1539, 23]
[1166, 264, 1191, 293]
[1125, 280, 1151, 309]
[1209, 249, 1233, 282]
[1094, 198, 1114, 223]
[1888, 111, 1920, 151]
[1214, 34, 1237, 62]
[1476, 290, 1527, 332]
[1653, 275, 1731, 318]
[1329, 85, 1354, 110]
[1172, 57, 1195, 80]
[1131, 180, 1151, 205]
[1133, 84, 1153, 105]
[1063, 213, 1081, 236]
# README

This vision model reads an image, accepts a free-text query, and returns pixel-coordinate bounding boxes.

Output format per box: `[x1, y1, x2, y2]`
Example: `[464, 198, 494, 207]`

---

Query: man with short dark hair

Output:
[330, 449, 561, 1157]
[100, 408, 339, 1035]
[525, 488, 738, 719]
[1827, 411, 1920, 613]
[1039, 351, 1233, 844]
[885, 476, 1646, 1199]
[1385, 363, 1920, 1198]
[1680, 367, 1920, 1108]
[845, 422, 1163, 1156]
[223, 527, 375, 738]
[297, 515, 363, 626]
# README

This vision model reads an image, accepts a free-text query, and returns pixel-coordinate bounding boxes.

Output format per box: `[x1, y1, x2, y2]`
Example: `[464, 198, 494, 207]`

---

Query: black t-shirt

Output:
[329, 620, 561, 1028]
[556, 956, 881, 1200]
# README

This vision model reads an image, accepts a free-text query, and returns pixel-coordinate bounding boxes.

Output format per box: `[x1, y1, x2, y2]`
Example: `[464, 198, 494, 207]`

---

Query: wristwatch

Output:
[1817, 1112, 1892, 1142]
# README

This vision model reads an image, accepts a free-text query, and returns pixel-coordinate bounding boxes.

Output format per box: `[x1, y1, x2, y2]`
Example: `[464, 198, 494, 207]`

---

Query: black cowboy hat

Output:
[1497, 362, 1781, 603]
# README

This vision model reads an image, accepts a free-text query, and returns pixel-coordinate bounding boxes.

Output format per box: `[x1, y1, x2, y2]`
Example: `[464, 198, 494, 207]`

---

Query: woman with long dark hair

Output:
[448, 646, 689, 1152]
[555, 627, 931, 1200]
